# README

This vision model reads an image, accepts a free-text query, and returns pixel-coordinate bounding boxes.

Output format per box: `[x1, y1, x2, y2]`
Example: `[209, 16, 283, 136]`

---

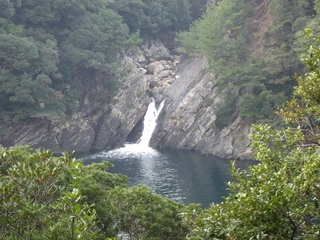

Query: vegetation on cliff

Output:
[2, 0, 320, 239]
[181, 29, 320, 239]
[2, 30, 320, 238]
[0, 0, 204, 123]
[176, 0, 320, 127]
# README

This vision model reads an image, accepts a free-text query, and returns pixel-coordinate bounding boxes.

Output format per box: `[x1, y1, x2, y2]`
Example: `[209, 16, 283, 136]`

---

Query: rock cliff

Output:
[149, 54, 252, 160]
[0, 39, 253, 160]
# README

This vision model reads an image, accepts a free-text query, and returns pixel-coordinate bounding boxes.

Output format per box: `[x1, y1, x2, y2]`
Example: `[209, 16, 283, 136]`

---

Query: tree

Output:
[176, 0, 255, 87]
[0, 146, 98, 239]
[108, 0, 145, 34]
[182, 30, 320, 239]
[176, 0, 315, 124]
[0, 145, 193, 239]
[105, 184, 191, 239]
[278, 29, 320, 145]
[0, 33, 64, 121]
[74, 161, 129, 239]
[0, 0, 15, 19]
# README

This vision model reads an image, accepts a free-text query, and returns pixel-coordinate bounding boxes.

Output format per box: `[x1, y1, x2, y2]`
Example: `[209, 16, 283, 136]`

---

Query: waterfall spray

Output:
[102, 98, 165, 158]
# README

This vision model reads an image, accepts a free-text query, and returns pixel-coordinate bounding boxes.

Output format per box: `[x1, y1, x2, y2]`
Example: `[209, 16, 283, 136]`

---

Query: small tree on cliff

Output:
[182, 29, 320, 239]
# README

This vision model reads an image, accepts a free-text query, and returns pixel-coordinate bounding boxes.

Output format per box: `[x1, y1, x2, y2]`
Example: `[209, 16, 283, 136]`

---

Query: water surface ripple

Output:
[82, 146, 248, 208]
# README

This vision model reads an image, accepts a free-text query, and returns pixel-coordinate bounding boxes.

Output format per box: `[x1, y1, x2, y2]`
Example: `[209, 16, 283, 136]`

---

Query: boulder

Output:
[140, 39, 171, 60]
[146, 61, 164, 75]
[157, 70, 174, 80]
[154, 64, 165, 75]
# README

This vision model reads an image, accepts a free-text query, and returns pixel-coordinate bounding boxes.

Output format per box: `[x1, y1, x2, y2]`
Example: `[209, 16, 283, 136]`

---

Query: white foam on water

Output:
[92, 99, 165, 159]
[96, 143, 160, 159]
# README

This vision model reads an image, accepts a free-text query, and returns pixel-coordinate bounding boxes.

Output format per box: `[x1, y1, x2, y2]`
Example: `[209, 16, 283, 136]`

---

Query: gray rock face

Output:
[150, 55, 252, 159]
[90, 55, 151, 150]
[0, 38, 253, 159]
[140, 39, 171, 61]
[0, 117, 95, 153]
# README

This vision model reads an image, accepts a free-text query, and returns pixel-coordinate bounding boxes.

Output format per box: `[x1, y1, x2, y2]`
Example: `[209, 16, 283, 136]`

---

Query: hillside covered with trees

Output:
[2, 0, 320, 239]
[1, 0, 320, 155]
[3, 0, 319, 128]
[177, 0, 320, 128]
[0, 0, 204, 123]
[2, 28, 320, 239]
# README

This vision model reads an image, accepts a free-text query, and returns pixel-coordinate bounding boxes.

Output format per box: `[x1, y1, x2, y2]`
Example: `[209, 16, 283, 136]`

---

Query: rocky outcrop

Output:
[0, 116, 95, 153]
[0, 38, 253, 159]
[149, 55, 252, 160]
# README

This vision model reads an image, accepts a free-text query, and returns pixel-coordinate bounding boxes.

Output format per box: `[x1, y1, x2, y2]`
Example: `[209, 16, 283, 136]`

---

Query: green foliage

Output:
[177, 0, 317, 123]
[188, 0, 208, 20]
[0, 33, 65, 121]
[105, 184, 190, 239]
[110, 0, 197, 36]
[278, 29, 320, 143]
[0, 146, 193, 239]
[215, 93, 237, 128]
[74, 161, 128, 239]
[182, 30, 320, 239]
[109, 0, 145, 34]
[0, 146, 98, 239]
[239, 91, 287, 122]
[184, 125, 320, 239]
[0, 0, 15, 19]
[138, 0, 190, 35]
[177, 0, 255, 85]
[239, 93, 263, 121]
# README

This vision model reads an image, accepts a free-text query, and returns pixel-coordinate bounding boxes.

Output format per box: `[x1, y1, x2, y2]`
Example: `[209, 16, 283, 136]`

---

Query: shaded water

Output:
[82, 148, 253, 208]
[81, 100, 254, 207]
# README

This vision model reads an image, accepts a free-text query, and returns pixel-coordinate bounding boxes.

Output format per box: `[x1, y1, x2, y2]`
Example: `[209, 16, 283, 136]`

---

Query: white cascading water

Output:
[101, 99, 165, 158]
[137, 99, 165, 147]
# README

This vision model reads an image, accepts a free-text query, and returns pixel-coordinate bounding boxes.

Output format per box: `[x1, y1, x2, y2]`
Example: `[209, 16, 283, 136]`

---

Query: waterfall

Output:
[102, 99, 165, 158]
[137, 99, 165, 147]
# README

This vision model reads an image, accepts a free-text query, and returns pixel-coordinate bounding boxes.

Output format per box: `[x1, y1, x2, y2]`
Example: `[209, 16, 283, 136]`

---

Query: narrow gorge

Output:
[0, 38, 252, 160]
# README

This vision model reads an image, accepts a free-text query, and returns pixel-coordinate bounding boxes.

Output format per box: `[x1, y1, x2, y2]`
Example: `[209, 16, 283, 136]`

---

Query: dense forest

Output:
[0, 0, 205, 123]
[2, 0, 320, 239]
[1, 0, 318, 128]
[177, 0, 320, 128]
[1, 44, 320, 238]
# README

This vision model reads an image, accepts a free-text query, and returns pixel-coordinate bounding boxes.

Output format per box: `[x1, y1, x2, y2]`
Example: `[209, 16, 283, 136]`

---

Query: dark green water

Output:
[82, 147, 253, 208]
